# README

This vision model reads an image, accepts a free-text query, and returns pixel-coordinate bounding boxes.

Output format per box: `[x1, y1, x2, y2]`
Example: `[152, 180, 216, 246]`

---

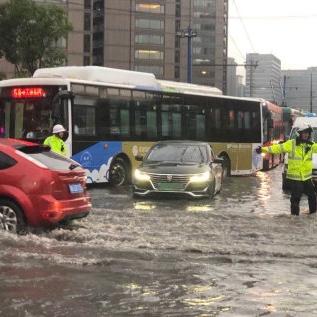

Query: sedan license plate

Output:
[157, 182, 183, 191]
[69, 183, 84, 194]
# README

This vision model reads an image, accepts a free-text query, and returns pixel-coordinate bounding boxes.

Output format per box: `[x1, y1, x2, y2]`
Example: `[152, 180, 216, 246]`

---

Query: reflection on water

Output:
[2, 166, 317, 316]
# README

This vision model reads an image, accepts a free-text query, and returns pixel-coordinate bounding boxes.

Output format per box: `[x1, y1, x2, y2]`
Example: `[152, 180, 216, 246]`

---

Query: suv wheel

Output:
[0, 199, 26, 234]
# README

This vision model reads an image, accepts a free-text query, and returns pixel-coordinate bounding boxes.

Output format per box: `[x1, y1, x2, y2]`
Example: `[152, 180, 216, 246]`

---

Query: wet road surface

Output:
[2, 166, 317, 316]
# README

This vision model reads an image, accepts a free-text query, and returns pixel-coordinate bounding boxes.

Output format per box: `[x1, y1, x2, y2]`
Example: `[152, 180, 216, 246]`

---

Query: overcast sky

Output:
[228, 0, 317, 71]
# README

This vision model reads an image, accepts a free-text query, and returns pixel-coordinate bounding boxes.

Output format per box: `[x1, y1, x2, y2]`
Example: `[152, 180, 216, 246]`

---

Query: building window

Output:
[175, 50, 180, 63]
[135, 65, 163, 76]
[175, 36, 180, 49]
[175, 3, 181, 17]
[54, 37, 66, 49]
[135, 49, 164, 60]
[84, 34, 90, 53]
[135, 34, 164, 45]
[84, 13, 91, 31]
[193, 0, 215, 8]
[84, 56, 90, 66]
[136, 3, 164, 14]
[174, 66, 180, 79]
[84, 0, 91, 9]
[136, 18, 164, 30]
[175, 20, 181, 32]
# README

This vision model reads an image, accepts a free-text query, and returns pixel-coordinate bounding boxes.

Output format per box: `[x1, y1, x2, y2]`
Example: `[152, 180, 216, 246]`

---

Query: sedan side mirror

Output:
[135, 154, 143, 162]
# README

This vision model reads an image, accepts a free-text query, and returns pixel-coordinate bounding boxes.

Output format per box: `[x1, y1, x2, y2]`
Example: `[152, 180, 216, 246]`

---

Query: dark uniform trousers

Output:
[289, 179, 316, 215]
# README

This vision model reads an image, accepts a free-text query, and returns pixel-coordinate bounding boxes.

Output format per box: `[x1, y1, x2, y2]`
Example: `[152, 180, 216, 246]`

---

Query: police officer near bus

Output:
[256, 123, 317, 215]
[44, 124, 67, 157]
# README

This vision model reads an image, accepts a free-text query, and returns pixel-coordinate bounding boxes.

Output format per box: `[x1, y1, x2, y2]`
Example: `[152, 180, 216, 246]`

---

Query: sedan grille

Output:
[150, 174, 190, 190]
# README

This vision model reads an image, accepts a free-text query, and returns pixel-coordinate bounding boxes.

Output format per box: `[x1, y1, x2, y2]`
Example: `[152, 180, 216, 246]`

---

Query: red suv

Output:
[0, 139, 91, 233]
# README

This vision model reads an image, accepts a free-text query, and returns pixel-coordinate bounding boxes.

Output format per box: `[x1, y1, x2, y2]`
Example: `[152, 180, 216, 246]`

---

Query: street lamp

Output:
[176, 26, 197, 83]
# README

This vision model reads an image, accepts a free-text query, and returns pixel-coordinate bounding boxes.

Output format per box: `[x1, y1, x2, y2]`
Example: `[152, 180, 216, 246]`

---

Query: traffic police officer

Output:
[44, 124, 67, 157]
[256, 123, 317, 215]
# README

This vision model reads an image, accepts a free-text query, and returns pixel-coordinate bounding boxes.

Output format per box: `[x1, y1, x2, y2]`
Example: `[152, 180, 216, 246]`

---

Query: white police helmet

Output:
[297, 123, 313, 134]
[52, 124, 66, 134]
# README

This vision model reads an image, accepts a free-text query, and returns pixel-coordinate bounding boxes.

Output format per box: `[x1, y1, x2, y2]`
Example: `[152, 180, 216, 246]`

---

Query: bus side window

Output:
[73, 104, 96, 136]
[244, 112, 251, 129]
[134, 94, 157, 139]
[237, 111, 243, 129]
[160, 100, 182, 139]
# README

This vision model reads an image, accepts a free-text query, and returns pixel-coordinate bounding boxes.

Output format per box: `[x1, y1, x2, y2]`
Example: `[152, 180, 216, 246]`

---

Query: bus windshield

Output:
[0, 85, 67, 141]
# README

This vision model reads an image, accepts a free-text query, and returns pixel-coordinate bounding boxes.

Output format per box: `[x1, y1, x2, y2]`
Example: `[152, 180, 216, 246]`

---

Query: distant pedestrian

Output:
[256, 123, 317, 215]
[44, 124, 67, 157]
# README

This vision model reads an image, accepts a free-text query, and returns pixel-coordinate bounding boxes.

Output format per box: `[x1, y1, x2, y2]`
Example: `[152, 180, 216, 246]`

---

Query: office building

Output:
[245, 53, 283, 105]
[282, 67, 317, 113]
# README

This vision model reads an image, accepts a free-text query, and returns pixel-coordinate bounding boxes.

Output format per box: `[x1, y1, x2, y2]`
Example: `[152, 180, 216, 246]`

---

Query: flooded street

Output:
[2, 165, 317, 316]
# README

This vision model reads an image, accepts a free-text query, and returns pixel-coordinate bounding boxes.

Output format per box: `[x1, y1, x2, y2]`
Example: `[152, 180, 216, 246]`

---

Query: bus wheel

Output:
[109, 158, 128, 186]
[0, 199, 26, 234]
[221, 156, 231, 178]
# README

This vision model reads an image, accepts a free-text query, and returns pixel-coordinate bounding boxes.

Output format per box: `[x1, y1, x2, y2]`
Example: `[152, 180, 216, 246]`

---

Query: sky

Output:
[228, 0, 317, 71]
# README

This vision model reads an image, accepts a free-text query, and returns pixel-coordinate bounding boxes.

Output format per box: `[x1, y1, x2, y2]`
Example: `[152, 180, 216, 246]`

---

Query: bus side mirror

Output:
[135, 155, 143, 161]
[52, 90, 74, 125]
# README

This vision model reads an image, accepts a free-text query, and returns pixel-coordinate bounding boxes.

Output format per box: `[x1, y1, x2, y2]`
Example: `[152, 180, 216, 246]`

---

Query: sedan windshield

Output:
[146, 144, 206, 163]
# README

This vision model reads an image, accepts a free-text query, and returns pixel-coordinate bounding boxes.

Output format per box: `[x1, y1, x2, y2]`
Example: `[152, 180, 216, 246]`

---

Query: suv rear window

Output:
[23, 150, 79, 171]
[15, 144, 80, 171]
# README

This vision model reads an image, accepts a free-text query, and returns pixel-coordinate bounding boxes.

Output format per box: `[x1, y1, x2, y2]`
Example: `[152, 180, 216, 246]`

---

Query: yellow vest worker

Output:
[256, 123, 317, 216]
[44, 124, 67, 157]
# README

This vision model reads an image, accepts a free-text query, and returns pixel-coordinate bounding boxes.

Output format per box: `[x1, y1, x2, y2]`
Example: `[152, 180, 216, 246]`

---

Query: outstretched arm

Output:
[261, 140, 293, 154]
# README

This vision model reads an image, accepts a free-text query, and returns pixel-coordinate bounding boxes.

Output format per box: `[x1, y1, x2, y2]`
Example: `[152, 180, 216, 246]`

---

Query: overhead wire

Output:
[231, 0, 256, 53]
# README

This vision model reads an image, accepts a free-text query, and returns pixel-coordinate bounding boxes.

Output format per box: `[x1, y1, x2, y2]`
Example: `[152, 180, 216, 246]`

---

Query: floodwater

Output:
[2, 166, 317, 316]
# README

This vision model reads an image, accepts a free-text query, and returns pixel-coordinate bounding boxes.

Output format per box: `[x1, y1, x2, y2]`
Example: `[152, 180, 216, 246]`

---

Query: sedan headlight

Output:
[134, 169, 151, 182]
[189, 171, 210, 183]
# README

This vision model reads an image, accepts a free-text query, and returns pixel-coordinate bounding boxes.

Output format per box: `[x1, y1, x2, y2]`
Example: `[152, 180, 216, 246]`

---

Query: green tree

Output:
[0, 0, 72, 76]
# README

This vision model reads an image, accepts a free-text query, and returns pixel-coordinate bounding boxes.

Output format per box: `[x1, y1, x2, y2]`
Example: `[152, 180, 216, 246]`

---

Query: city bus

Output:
[0, 66, 281, 185]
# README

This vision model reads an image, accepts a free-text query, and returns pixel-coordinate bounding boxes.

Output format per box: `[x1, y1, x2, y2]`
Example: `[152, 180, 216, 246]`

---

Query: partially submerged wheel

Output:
[0, 199, 26, 234]
[109, 157, 129, 186]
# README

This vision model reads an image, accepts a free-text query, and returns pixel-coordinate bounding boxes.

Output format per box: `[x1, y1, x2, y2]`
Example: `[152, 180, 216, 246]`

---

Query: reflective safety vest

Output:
[43, 135, 67, 157]
[262, 139, 317, 181]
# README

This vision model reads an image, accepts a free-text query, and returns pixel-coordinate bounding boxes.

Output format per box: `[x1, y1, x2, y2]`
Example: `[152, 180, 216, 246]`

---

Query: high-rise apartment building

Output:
[226, 57, 237, 96]
[0, 0, 228, 90]
[282, 68, 317, 113]
[245, 53, 283, 105]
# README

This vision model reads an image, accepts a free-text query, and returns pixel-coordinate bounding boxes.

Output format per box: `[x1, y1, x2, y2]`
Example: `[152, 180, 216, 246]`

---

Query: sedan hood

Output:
[140, 162, 209, 175]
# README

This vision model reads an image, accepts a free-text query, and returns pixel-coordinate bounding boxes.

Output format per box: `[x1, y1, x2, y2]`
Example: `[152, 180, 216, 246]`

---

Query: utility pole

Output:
[176, 26, 197, 83]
